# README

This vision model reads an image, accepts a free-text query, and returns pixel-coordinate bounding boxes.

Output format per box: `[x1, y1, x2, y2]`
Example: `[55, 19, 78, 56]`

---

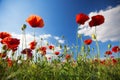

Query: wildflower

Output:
[21, 48, 32, 54]
[0, 53, 6, 58]
[29, 40, 37, 50]
[84, 39, 92, 45]
[48, 57, 51, 60]
[21, 48, 33, 59]
[27, 52, 33, 59]
[105, 50, 112, 55]
[0, 32, 11, 39]
[112, 58, 118, 64]
[94, 58, 99, 63]
[26, 15, 44, 28]
[89, 15, 105, 27]
[7, 58, 13, 67]
[76, 13, 89, 25]
[39, 46, 47, 56]
[110, 56, 114, 59]
[65, 54, 71, 60]
[41, 50, 46, 56]
[112, 46, 120, 53]
[49, 45, 54, 50]
[54, 51, 60, 55]
[100, 59, 106, 65]
[1, 37, 20, 51]
[39, 46, 46, 52]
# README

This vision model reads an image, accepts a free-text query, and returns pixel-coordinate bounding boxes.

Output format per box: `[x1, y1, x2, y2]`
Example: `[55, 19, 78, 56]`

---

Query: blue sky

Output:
[0, 0, 120, 58]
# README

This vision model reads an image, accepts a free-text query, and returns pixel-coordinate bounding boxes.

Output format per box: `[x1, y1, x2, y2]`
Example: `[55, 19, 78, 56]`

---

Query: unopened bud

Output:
[108, 44, 112, 49]
[81, 46, 85, 51]
[59, 44, 62, 49]
[77, 34, 81, 38]
[21, 24, 26, 31]
[91, 34, 96, 39]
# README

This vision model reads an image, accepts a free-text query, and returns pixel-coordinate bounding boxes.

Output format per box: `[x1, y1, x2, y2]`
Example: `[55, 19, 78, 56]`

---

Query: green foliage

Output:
[0, 57, 120, 80]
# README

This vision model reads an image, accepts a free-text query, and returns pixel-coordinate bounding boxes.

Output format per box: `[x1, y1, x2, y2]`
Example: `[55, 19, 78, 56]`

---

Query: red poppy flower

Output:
[49, 45, 54, 50]
[48, 57, 51, 60]
[84, 39, 92, 45]
[55, 51, 60, 55]
[1, 37, 20, 51]
[0, 53, 6, 58]
[112, 46, 120, 53]
[39, 46, 46, 51]
[89, 15, 105, 27]
[105, 50, 112, 55]
[39, 46, 47, 56]
[26, 15, 44, 28]
[0, 32, 11, 39]
[112, 58, 118, 64]
[7, 58, 13, 67]
[100, 59, 106, 65]
[21, 48, 32, 54]
[92, 58, 99, 63]
[76, 13, 89, 25]
[27, 52, 33, 59]
[41, 50, 46, 56]
[21, 48, 33, 58]
[110, 56, 114, 59]
[29, 40, 37, 50]
[65, 54, 71, 60]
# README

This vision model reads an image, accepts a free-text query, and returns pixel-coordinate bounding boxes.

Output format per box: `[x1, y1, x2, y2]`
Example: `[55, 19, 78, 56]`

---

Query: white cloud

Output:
[54, 36, 60, 40]
[78, 5, 120, 42]
[54, 36, 65, 44]
[39, 34, 52, 39]
[58, 39, 65, 44]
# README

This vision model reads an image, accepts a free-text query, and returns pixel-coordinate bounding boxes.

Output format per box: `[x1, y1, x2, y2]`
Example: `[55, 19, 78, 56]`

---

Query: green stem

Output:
[80, 35, 84, 52]
[33, 28, 37, 62]
[24, 30, 27, 48]
[22, 30, 26, 60]
[76, 26, 79, 58]
[118, 40, 120, 58]
[94, 27, 100, 59]
[76, 33, 78, 57]
[33, 28, 36, 41]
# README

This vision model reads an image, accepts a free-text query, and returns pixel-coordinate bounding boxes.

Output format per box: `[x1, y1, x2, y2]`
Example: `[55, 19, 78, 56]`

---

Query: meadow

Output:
[0, 14, 120, 80]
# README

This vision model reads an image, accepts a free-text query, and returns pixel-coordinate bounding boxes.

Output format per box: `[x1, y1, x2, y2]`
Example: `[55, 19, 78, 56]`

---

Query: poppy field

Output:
[0, 14, 120, 80]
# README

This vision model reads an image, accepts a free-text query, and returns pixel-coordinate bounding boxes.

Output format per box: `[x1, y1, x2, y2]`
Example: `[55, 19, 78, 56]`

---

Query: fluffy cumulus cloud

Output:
[78, 5, 120, 42]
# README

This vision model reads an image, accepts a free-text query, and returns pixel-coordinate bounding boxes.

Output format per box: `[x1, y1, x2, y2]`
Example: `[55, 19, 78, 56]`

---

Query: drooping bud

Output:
[21, 24, 27, 31]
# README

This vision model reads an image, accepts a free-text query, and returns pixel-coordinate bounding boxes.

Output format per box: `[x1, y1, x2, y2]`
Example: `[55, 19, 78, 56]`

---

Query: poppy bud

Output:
[88, 46, 90, 52]
[59, 44, 62, 49]
[77, 34, 81, 38]
[91, 34, 96, 39]
[2, 45, 7, 50]
[21, 24, 27, 31]
[81, 46, 85, 51]
[108, 44, 112, 49]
